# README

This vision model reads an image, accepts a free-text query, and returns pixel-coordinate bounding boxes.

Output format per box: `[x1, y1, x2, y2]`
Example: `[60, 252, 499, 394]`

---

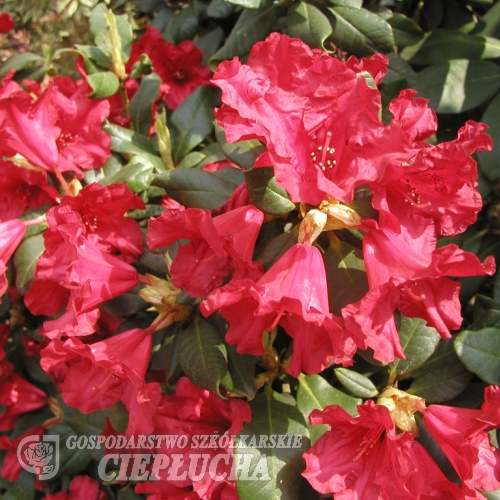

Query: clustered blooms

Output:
[0, 21, 498, 500]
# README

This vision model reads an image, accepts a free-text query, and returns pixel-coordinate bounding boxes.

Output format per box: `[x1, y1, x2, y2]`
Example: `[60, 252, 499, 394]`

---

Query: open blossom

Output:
[423, 385, 500, 498]
[201, 243, 355, 375]
[126, 25, 212, 109]
[302, 400, 464, 499]
[0, 74, 110, 178]
[148, 205, 264, 298]
[0, 219, 26, 301]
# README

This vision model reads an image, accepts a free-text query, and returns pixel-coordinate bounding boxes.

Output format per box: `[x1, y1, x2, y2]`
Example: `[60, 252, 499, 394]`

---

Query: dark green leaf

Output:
[408, 340, 472, 403]
[163, 4, 198, 44]
[215, 125, 266, 170]
[477, 94, 500, 180]
[327, 6, 394, 56]
[0, 52, 46, 79]
[255, 229, 299, 269]
[287, 3, 333, 50]
[297, 374, 360, 444]
[208, 6, 282, 70]
[244, 167, 295, 216]
[0, 471, 35, 500]
[326, 0, 362, 6]
[454, 327, 500, 384]
[386, 13, 424, 48]
[334, 368, 378, 398]
[87, 71, 120, 99]
[170, 86, 216, 161]
[385, 52, 418, 86]
[153, 168, 238, 209]
[324, 238, 368, 315]
[207, 0, 238, 19]
[401, 30, 500, 65]
[226, 0, 271, 8]
[196, 28, 225, 64]
[389, 316, 441, 378]
[179, 317, 228, 396]
[236, 389, 310, 500]
[413, 59, 500, 114]
[101, 156, 155, 193]
[470, 1, 500, 38]
[129, 73, 161, 136]
[104, 123, 158, 156]
[14, 234, 44, 295]
[222, 344, 257, 400]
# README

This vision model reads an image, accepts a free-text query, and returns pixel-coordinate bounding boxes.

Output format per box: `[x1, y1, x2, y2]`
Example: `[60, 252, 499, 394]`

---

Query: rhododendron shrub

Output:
[0, 3, 500, 500]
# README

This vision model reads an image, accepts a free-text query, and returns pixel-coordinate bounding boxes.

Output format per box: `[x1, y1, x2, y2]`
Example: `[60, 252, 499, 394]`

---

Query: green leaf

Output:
[287, 3, 333, 50]
[326, 0, 362, 6]
[207, 0, 238, 19]
[222, 345, 257, 400]
[244, 167, 296, 216]
[0, 52, 46, 79]
[226, 0, 271, 8]
[408, 340, 472, 403]
[481, 490, 500, 500]
[477, 93, 500, 180]
[14, 234, 44, 295]
[215, 125, 266, 170]
[334, 368, 378, 398]
[401, 30, 500, 65]
[87, 71, 120, 99]
[297, 374, 360, 444]
[73, 44, 112, 69]
[208, 6, 282, 70]
[101, 156, 155, 193]
[163, 4, 199, 44]
[454, 327, 500, 385]
[323, 238, 368, 316]
[0, 471, 35, 500]
[236, 389, 310, 500]
[153, 168, 238, 209]
[389, 316, 441, 378]
[413, 59, 500, 114]
[129, 73, 161, 136]
[179, 317, 228, 396]
[386, 13, 424, 48]
[104, 123, 159, 156]
[384, 52, 418, 86]
[170, 86, 216, 161]
[471, 1, 500, 38]
[328, 6, 394, 56]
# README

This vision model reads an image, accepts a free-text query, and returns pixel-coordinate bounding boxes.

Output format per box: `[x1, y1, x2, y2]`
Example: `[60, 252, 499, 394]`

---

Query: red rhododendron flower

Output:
[127, 25, 212, 109]
[42, 475, 108, 500]
[212, 32, 391, 205]
[0, 75, 110, 178]
[302, 401, 464, 499]
[0, 13, 14, 34]
[151, 377, 251, 499]
[423, 385, 500, 498]
[0, 159, 59, 221]
[148, 205, 264, 297]
[201, 243, 354, 375]
[0, 218, 26, 301]
[342, 222, 495, 362]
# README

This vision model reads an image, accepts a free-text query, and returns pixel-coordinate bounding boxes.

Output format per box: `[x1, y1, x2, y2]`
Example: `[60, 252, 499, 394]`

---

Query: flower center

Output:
[172, 69, 187, 82]
[57, 133, 76, 149]
[352, 423, 385, 461]
[310, 131, 336, 172]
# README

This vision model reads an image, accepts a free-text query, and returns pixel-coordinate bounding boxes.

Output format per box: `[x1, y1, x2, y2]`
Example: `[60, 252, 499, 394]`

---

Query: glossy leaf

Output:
[153, 168, 238, 209]
[170, 86, 216, 161]
[401, 30, 500, 65]
[334, 368, 379, 398]
[477, 94, 500, 180]
[244, 167, 296, 216]
[386, 13, 424, 48]
[408, 340, 472, 403]
[297, 374, 360, 444]
[14, 234, 44, 295]
[226, 0, 272, 9]
[389, 317, 441, 379]
[326, 0, 362, 6]
[215, 125, 266, 169]
[179, 316, 228, 396]
[163, 4, 199, 44]
[87, 71, 120, 99]
[0, 52, 46, 79]
[287, 3, 333, 50]
[236, 389, 310, 500]
[454, 327, 500, 385]
[328, 6, 394, 56]
[208, 5, 281, 70]
[413, 59, 500, 113]
[222, 344, 257, 400]
[323, 238, 368, 316]
[129, 73, 161, 136]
